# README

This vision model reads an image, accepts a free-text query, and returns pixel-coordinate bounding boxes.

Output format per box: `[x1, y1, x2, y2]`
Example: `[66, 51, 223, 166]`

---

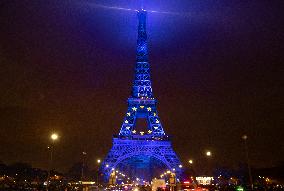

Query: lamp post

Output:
[188, 159, 194, 174]
[242, 135, 253, 190]
[47, 133, 59, 190]
[81, 152, 87, 181]
[205, 150, 212, 177]
[96, 159, 101, 186]
[188, 159, 197, 184]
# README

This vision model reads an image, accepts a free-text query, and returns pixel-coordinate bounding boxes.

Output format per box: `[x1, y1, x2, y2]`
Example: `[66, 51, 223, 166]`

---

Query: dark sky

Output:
[0, 0, 283, 173]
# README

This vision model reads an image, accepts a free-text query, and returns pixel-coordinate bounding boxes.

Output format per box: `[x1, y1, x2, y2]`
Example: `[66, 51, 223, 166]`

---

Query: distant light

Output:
[188, 159, 193, 164]
[97, 159, 101, 164]
[206, 151, 212, 157]
[179, 164, 183, 168]
[236, 186, 244, 191]
[196, 177, 214, 185]
[50, 133, 58, 141]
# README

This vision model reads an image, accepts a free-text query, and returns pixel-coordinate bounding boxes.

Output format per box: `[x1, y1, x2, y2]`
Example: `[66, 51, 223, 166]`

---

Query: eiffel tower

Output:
[101, 9, 183, 182]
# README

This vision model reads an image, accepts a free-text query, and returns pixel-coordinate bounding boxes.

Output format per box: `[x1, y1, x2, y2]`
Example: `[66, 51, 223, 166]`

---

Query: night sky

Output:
[0, 0, 283, 173]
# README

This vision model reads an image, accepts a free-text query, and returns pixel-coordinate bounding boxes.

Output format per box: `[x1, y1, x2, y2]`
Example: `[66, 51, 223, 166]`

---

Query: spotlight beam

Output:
[87, 3, 192, 17]
[89, 3, 136, 12]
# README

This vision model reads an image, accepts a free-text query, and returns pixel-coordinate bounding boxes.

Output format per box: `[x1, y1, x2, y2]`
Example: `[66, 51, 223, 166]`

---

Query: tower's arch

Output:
[113, 153, 171, 169]
[101, 138, 183, 182]
[112, 153, 171, 181]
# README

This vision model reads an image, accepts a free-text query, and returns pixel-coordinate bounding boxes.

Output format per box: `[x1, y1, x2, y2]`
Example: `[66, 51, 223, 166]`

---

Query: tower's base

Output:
[101, 136, 183, 183]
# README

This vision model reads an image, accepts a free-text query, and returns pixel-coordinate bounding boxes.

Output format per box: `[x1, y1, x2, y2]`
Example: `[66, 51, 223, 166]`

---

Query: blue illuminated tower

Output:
[101, 9, 183, 182]
[119, 10, 165, 137]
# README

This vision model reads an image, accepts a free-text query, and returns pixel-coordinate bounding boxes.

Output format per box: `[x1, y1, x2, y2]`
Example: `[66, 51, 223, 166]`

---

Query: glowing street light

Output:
[50, 133, 58, 141]
[206, 151, 212, 157]
[188, 159, 193, 164]
[97, 159, 101, 164]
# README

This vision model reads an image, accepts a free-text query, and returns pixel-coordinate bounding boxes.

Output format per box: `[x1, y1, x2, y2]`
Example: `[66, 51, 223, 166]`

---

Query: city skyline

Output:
[0, 0, 283, 173]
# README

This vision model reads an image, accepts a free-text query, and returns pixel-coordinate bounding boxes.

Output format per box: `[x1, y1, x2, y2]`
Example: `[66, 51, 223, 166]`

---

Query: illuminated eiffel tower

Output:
[101, 9, 183, 182]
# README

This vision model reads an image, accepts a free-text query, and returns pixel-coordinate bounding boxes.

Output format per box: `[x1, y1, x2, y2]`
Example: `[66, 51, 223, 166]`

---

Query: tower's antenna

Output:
[140, 0, 145, 10]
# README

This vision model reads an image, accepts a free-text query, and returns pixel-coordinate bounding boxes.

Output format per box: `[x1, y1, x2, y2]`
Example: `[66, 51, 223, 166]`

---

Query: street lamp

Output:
[81, 151, 87, 181]
[188, 159, 196, 180]
[47, 133, 59, 189]
[242, 134, 253, 190]
[96, 159, 101, 186]
[205, 150, 212, 176]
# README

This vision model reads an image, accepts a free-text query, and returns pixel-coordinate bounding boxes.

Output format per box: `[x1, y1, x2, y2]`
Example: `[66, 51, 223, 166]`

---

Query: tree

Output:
[0, 162, 8, 175]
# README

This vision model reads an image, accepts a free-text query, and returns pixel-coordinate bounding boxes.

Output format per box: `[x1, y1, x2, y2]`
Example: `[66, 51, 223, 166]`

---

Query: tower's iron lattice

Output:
[101, 10, 183, 182]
